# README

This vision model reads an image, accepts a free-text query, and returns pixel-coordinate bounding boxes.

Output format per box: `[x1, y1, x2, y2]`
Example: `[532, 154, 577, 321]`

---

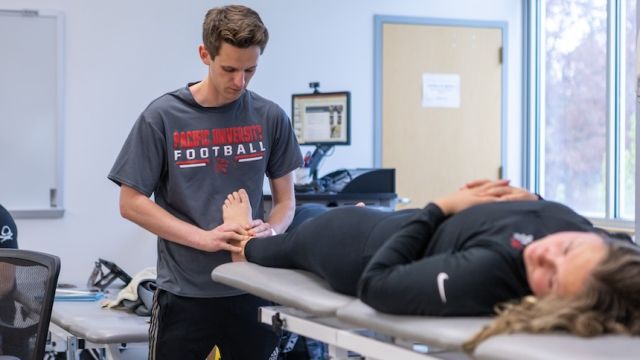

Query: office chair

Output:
[0, 249, 60, 360]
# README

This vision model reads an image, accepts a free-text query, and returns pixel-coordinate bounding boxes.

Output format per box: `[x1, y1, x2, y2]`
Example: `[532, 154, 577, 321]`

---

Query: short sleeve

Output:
[108, 113, 167, 197]
[266, 107, 303, 179]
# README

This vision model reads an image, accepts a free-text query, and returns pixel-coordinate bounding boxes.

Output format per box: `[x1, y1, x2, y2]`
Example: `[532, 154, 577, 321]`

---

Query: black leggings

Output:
[245, 205, 418, 296]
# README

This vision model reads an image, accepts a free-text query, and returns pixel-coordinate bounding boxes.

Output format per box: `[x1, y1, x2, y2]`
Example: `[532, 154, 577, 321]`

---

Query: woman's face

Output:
[523, 231, 607, 297]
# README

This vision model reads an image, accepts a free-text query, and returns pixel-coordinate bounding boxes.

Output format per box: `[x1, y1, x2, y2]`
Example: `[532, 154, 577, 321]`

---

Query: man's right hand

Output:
[197, 223, 248, 253]
[120, 185, 248, 254]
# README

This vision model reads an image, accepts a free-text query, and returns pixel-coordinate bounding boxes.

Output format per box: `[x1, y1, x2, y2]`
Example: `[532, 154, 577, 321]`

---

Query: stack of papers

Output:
[55, 289, 104, 302]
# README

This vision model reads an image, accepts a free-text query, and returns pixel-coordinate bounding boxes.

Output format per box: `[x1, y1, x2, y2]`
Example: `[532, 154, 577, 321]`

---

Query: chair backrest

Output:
[0, 249, 60, 360]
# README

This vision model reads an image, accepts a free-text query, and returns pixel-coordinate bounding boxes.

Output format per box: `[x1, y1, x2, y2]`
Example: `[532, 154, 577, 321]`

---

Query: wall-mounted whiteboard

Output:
[0, 9, 64, 218]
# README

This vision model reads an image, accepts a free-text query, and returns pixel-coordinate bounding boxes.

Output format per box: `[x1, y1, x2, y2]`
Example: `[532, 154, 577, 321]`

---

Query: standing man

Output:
[108, 5, 302, 359]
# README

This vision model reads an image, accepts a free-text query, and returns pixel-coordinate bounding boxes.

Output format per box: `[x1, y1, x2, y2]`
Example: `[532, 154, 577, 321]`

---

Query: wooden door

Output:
[376, 18, 505, 208]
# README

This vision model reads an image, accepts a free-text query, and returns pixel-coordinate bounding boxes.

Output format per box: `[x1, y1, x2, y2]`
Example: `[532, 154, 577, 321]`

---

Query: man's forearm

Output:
[119, 186, 206, 250]
[266, 199, 296, 234]
[266, 172, 297, 234]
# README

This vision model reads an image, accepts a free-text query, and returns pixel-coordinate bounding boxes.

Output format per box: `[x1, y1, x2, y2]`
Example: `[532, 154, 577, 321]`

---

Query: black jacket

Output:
[358, 201, 593, 316]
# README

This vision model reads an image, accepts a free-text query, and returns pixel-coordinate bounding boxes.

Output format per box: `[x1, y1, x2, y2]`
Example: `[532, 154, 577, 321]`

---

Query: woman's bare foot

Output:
[229, 238, 250, 262]
[222, 189, 253, 262]
[222, 189, 252, 227]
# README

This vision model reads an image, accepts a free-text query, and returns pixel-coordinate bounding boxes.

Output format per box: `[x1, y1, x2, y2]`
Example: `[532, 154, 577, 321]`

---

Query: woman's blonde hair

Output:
[463, 239, 640, 353]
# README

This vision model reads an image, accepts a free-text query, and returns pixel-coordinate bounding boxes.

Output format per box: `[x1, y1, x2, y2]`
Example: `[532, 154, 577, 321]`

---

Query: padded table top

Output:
[474, 333, 640, 360]
[337, 300, 492, 350]
[212, 262, 355, 316]
[51, 300, 149, 344]
[212, 263, 640, 359]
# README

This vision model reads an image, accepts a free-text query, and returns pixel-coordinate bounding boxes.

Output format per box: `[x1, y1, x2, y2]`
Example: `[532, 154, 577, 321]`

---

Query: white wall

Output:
[3, 0, 523, 282]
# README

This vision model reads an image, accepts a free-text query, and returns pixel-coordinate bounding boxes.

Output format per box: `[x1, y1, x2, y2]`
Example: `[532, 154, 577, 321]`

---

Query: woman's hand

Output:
[463, 179, 539, 202]
[436, 180, 509, 216]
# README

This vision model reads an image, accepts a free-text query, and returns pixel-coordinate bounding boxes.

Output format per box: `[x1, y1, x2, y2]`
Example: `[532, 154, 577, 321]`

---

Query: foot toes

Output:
[239, 189, 249, 203]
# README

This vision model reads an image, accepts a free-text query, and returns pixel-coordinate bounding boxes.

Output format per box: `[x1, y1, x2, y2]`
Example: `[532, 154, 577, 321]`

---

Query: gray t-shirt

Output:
[108, 84, 302, 297]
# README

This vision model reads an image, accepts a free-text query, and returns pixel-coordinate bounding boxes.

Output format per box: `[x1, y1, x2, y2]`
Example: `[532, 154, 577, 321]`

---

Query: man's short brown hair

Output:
[202, 5, 269, 59]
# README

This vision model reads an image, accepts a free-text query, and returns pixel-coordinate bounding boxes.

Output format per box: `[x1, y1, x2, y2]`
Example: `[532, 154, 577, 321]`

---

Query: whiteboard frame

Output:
[0, 9, 65, 218]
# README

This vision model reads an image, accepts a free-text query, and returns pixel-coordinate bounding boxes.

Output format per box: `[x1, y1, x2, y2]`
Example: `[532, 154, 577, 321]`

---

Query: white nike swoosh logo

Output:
[437, 272, 449, 304]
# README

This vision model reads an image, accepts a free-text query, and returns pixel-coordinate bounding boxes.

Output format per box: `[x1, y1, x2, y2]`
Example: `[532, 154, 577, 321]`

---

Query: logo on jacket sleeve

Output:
[437, 272, 449, 304]
[510, 232, 533, 250]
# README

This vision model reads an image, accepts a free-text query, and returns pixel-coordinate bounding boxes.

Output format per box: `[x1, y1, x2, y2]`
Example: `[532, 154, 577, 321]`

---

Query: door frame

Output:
[373, 15, 509, 177]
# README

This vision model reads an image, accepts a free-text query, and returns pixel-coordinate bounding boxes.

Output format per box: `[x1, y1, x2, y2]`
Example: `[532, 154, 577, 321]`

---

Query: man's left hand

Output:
[247, 219, 275, 238]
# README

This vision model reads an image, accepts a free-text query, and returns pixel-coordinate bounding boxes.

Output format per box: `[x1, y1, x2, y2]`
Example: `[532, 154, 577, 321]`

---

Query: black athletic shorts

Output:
[149, 289, 279, 360]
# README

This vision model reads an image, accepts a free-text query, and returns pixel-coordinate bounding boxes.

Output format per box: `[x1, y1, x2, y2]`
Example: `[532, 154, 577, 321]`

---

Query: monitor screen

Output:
[291, 91, 351, 146]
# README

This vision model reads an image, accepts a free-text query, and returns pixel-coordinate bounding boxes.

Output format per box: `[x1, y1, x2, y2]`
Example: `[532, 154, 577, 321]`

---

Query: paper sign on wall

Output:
[421, 73, 460, 108]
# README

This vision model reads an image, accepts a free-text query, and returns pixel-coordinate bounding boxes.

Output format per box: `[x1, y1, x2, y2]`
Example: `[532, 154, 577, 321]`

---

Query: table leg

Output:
[66, 336, 78, 360]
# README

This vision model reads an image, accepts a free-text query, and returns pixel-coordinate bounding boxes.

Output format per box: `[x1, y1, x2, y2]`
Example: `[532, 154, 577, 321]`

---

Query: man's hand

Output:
[197, 223, 248, 253]
[246, 219, 275, 238]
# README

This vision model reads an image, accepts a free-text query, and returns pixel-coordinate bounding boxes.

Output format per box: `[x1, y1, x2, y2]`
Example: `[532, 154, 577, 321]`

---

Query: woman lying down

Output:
[220, 179, 640, 352]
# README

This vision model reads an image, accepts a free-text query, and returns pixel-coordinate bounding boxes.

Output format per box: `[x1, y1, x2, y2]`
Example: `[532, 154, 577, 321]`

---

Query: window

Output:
[528, 0, 636, 223]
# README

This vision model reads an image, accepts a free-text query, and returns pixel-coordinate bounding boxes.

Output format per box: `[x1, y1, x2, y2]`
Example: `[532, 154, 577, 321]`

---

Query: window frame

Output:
[525, 0, 634, 230]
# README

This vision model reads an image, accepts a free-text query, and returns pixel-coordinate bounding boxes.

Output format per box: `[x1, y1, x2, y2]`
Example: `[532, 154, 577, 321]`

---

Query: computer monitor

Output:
[291, 91, 351, 146]
[291, 91, 351, 182]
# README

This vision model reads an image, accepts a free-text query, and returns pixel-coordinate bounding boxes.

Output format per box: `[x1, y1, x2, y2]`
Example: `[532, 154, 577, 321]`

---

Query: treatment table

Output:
[213, 262, 487, 359]
[212, 262, 640, 360]
[50, 295, 149, 359]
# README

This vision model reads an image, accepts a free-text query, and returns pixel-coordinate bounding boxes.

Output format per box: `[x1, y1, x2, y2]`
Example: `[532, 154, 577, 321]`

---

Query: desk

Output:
[264, 192, 398, 215]
[50, 300, 149, 359]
